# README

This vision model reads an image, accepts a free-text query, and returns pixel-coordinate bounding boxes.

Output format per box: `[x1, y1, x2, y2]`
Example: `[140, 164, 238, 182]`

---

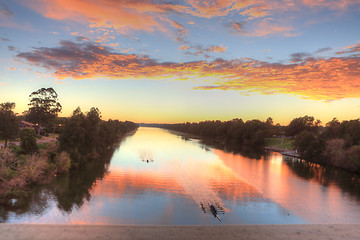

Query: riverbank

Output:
[1, 224, 360, 240]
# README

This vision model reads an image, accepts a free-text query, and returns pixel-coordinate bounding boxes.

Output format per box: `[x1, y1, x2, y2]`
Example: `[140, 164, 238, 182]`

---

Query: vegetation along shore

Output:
[0, 88, 138, 202]
[160, 115, 360, 174]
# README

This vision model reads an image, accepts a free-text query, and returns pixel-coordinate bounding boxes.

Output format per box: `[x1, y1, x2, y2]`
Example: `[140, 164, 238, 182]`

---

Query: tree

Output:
[0, 102, 18, 148]
[20, 128, 38, 154]
[26, 88, 62, 135]
[294, 130, 325, 162]
[325, 118, 341, 139]
[286, 115, 315, 137]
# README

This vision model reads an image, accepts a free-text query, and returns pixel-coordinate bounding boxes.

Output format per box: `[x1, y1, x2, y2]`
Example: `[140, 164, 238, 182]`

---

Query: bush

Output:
[346, 145, 360, 173]
[324, 139, 345, 167]
[19, 128, 38, 154]
[0, 147, 18, 170]
[54, 152, 71, 174]
[21, 154, 49, 184]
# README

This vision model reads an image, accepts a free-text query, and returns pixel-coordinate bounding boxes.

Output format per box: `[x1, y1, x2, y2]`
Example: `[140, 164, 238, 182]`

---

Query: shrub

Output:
[19, 128, 38, 154]
[324, 139, 345, 167]
[346, 145, 360, 173]
[21, 154, 49, 184]
[54, 151, 71, 174]
[0, 147, 18, 170]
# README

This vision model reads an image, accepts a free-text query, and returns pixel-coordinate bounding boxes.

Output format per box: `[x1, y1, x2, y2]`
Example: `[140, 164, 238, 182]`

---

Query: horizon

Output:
[1, 1, 359, 126]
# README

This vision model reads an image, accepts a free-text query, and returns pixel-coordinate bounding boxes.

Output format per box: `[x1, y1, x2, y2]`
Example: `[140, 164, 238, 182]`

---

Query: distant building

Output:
[19, 120, 36, 129]
[19, 121, 46, 135]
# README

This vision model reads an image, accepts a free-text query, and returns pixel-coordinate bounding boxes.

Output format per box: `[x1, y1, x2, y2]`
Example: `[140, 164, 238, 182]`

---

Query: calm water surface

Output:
[2, 127, 360, 224]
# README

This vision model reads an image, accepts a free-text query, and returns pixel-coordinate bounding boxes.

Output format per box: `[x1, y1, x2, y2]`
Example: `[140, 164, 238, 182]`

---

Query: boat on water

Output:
[208, 203, 221, 221]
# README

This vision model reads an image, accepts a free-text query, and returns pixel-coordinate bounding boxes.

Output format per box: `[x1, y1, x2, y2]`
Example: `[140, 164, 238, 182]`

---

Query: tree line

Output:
[161, 115, 360, 174]
[160, 117, 275, 150]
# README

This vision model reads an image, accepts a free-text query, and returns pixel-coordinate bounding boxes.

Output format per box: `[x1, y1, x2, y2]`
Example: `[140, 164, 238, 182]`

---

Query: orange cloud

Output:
[207, 45, 227, 53]
[178, 45, 191, 51]
[18, 0, 360, 40]
[336, 42, 360, 55]
[301, 0, 360, 9]
[21, 0, 189, 34]
[240, 5, 270, 19]
[17, 40, 360, 101]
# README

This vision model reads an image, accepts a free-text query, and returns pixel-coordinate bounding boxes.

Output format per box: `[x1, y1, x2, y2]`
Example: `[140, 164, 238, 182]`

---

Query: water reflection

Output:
[284, 157, 360, 202]
[216, 150, 360, 223]
[0, 144, 117, 223]
[2, 127, 360, 224]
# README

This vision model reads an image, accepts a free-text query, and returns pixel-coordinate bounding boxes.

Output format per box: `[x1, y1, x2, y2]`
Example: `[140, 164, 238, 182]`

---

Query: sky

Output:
[0, 0, 360, 125]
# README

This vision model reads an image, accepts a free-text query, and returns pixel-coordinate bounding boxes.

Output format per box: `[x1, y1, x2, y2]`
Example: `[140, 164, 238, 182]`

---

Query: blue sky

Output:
[1, 0, 360, 124]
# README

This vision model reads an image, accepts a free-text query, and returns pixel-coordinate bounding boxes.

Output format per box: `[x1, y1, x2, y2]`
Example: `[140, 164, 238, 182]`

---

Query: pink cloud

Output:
[17, 40, 360, 101]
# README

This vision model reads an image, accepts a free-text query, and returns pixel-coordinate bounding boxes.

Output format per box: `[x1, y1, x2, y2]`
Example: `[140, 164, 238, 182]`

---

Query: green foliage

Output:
[19, 128, 38, 154]
[346, 145, 360, 173]
[285, 115, 320, 137]
[0, 102, 18, 147]
[338, 120, 360, 148]
[59, 107, 138, 168]
[294, 130, 325, 162]
[26, 87, 62, 133]
[325, 118, 341, 139]
[324, 139, 346, 168]
[161, 118, 271, 149]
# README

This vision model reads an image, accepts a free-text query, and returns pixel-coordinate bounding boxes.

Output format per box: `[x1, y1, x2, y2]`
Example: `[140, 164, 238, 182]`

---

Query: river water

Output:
[2, 127, 360, 224]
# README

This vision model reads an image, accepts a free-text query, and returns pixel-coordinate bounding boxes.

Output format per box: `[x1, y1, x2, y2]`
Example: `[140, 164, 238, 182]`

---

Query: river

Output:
[2, 127, 360, 224]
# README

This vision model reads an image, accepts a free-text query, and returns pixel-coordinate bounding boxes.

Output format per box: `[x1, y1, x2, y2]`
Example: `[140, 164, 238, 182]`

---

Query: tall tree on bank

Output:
[0, 102, 18, 147]
[26, 88, 62, 135]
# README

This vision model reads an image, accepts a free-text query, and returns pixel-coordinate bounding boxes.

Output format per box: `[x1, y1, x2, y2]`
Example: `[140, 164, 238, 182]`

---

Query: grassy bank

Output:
[265, 137, 294, 150]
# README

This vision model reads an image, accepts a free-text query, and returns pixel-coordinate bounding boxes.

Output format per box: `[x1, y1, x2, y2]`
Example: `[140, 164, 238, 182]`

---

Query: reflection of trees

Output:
[0, 147, 115, 222]
[0, 186, 51, 223]
[284, 157, 360, 201]
[50, 149, 113, 212]
[200, 138, 265, 160]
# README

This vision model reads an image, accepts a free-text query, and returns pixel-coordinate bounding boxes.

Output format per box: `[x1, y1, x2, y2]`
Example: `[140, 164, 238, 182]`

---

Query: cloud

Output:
[228, 19, 296, 37]
[7, 67, 16, 70]
[8, 46, 16, 51]
[240, 5, 270, 19]
[289, 52, 311, 63]
[21, 0, 189, 34]
[0, 3, 33, 30]
[179, 45, 191, 51]
[228, 22, 247, 34]
[248, 19, 296, 37]
[336, 43, 360, 55]
[1, 38, 10, 42]
[181, 44, 227, 57]
[301, 0, 360, 10]
[207, 46, 227, 53]
[17, 0, 360, 41]
[0, 3, 13, 18]
[17, 40, 360, 101]
[315, 47, 332, 53]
